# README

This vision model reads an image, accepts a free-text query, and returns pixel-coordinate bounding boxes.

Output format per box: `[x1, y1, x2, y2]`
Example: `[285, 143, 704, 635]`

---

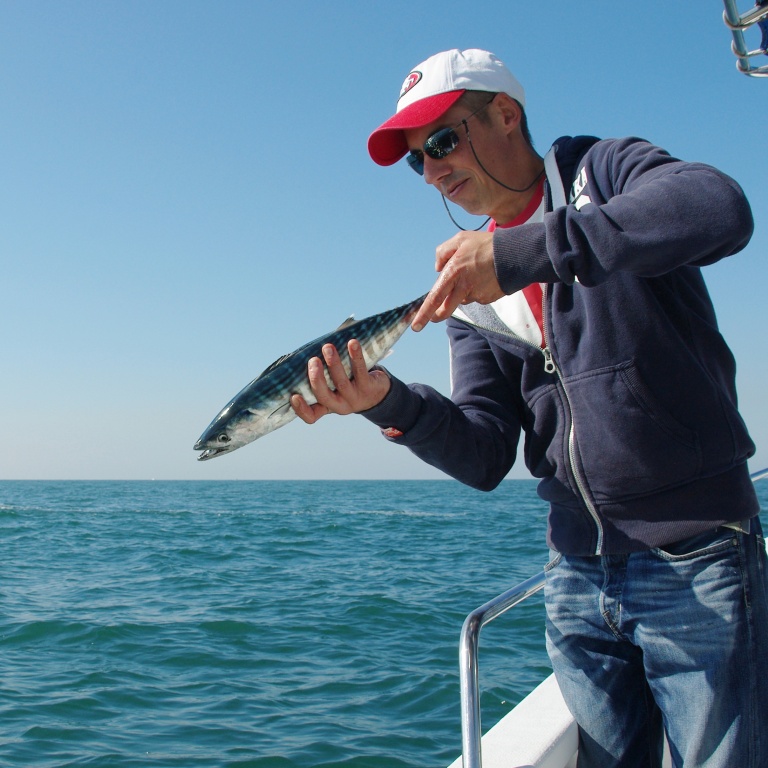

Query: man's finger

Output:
[435, 233, 462, 271]
[291, 393, 321, 424]
[347, 339, 368, 378]
[435, 289, 464, 321]
[412, 280, 455, 331]
[307, 355, 330, 392]
[321, 344, 352, 394]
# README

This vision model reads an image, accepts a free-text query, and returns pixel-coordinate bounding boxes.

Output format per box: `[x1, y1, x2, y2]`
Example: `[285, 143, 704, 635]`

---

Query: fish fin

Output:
[258, 353, 294, 378]
[336, 315, 355, 330]
[268, 402, 294, 419]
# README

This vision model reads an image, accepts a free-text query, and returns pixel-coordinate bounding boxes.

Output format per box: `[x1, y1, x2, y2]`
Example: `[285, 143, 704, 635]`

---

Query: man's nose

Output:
[423, 155, 451, 186]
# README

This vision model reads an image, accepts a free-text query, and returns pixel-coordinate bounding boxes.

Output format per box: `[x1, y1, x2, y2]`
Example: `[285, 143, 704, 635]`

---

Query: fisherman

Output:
[758, 0, 768, 52]
[290, 49, 767, 767]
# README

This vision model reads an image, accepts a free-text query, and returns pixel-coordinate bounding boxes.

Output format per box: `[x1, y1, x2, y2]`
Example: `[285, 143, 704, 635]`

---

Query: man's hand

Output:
[290, 338, 391, 424]
[411, 231, 503, 331]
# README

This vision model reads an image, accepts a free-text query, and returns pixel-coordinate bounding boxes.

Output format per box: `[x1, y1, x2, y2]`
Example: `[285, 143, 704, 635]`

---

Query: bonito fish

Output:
[194, 294, 426, 460]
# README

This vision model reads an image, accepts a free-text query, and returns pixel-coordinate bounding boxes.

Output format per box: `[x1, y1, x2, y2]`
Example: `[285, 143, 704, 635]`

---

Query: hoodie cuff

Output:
[361, 372, 422, 437]
[493, 223, 558, 294]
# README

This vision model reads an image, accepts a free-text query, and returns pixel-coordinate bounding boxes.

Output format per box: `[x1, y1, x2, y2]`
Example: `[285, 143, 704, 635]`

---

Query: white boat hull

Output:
[448, 672, 674, 768]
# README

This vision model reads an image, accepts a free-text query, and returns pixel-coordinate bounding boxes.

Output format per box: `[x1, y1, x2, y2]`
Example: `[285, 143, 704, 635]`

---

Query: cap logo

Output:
[399, 71, 422, 100]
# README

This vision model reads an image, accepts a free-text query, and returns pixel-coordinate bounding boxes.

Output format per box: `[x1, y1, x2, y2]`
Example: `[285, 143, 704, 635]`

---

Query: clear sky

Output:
[1, 1, 766, 481]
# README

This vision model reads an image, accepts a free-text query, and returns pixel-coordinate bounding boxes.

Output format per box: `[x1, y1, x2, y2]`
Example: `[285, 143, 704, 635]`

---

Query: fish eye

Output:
[217, 434, 231, 444]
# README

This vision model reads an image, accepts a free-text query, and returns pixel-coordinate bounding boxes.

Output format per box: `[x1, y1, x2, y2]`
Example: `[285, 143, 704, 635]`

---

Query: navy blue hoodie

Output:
[364, 136, 758, 555]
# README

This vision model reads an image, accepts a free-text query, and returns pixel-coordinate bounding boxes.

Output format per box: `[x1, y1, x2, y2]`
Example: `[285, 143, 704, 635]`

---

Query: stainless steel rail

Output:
[458, 467, 768, 768]
[722, 0, 768, 76]
[459, 570, 546, 768]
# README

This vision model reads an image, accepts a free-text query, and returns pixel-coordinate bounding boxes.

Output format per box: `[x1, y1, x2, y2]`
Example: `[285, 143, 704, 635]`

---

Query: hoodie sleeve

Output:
[362, 318, 523, 491]
[493, 137, 754, 291]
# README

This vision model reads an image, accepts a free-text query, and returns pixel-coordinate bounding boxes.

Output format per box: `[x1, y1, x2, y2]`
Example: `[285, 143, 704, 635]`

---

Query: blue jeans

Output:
[544, 519, 768, 768]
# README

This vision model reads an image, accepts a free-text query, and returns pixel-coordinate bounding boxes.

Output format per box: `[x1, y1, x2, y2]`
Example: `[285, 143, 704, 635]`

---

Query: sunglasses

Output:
[406, 96, 495, 176]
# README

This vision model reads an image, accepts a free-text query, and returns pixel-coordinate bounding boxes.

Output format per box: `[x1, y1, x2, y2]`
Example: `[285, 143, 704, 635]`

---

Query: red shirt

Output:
[487, 179, 546, 347]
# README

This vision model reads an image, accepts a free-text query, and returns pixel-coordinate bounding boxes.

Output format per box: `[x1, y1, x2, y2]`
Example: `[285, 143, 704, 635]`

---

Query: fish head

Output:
[194, 399, 295, 460]
[194, 425, 242, 460]
[194, 404, 264, 461]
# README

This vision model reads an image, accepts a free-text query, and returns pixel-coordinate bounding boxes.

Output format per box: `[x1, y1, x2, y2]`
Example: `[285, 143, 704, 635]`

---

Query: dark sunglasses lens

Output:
[424, 127, 459, 159]
[406, 151, 424, 176]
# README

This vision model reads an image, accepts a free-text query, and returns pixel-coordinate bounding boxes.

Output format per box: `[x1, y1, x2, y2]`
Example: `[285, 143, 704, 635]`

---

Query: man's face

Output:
[404, 100, 506, 218]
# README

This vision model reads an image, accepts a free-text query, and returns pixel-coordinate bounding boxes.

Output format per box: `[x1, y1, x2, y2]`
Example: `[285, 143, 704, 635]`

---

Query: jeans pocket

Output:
[652, 526, 737, 561]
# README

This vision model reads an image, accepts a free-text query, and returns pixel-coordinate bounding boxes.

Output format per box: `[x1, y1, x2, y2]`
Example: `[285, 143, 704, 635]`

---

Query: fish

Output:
[193, 294, 426, 461]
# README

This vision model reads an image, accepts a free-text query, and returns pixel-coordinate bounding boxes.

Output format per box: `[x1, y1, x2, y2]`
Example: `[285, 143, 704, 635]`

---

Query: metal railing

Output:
[459, 570, 546, 768]
[458, 467, 768, 768]
[723, 0, 768, 76]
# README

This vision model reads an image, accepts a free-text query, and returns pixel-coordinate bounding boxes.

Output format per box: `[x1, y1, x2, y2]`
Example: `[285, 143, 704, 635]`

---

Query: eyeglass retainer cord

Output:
[441, 119, 544, 232]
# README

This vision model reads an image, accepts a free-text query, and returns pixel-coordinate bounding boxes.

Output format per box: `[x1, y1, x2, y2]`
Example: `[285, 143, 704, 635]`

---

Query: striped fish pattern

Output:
[194, 294, 426, 460]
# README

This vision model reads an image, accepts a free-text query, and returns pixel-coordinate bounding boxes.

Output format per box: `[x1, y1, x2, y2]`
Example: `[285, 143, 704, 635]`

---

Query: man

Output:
[758, 0, 768, 52]
[291, 49, 767, 767]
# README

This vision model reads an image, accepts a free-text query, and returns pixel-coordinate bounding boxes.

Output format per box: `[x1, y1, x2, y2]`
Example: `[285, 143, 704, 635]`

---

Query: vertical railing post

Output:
[722, 0, 768, 76]
[458, 572, 546, 768]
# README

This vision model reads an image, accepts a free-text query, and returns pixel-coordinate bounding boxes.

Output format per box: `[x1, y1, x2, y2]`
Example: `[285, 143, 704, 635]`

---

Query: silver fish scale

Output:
[194, 294, 426, 460]
[256, 295, 425, 396]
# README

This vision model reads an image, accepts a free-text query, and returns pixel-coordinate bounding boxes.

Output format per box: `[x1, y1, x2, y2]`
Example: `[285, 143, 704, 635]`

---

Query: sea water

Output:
[2, 479, 766, 767]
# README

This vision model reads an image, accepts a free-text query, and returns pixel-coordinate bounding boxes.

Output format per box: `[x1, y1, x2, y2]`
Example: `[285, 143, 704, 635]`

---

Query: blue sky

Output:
[1, 1, 766, 481]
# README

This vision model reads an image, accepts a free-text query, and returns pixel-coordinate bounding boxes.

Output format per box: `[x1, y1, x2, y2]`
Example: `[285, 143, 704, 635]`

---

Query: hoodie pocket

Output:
[564, 361, 702, 502]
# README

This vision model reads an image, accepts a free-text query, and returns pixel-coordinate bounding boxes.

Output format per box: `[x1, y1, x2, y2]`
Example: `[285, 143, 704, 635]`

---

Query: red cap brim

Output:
[367, 90, 465, 166]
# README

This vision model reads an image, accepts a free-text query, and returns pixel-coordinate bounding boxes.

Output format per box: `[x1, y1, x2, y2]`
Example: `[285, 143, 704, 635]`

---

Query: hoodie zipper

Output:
[460, 166, 604, 553]
[455, 292, 604, 554]
[540, 285, 604, 555]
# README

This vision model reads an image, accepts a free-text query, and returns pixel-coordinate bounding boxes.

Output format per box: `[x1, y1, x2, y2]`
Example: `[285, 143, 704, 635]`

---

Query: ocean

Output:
[2, 479, 766, 768]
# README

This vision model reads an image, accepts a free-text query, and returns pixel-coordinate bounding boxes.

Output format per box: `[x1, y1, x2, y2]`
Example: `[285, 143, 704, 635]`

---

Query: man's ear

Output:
[492, 93, 522, 136]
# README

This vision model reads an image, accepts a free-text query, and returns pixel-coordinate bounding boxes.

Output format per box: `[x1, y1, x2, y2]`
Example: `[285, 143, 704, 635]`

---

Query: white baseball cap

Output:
[368, 48, 526, 166]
